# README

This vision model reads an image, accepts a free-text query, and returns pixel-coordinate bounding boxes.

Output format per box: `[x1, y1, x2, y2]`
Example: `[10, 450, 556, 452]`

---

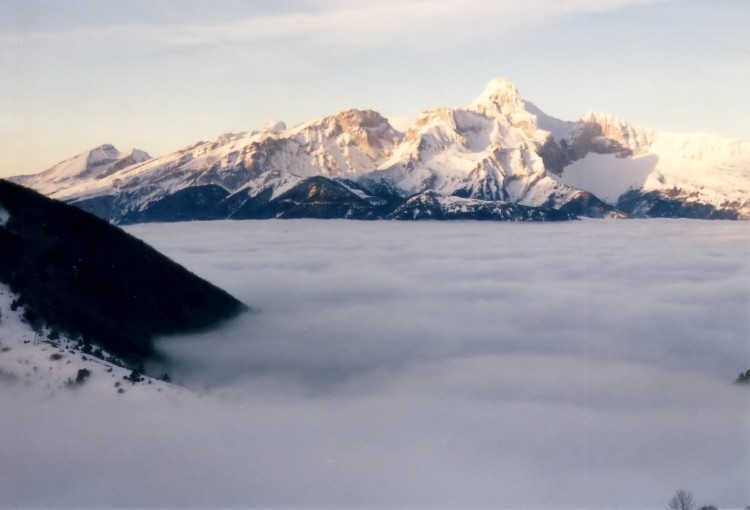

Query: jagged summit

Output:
[305, 109, 397, 138]
[88, 144, 120, 162]
[469, 77, 524, 114]
[467, 77, 539, 138]
[130, 148, 151, 161]
[292, 109, 403, 169]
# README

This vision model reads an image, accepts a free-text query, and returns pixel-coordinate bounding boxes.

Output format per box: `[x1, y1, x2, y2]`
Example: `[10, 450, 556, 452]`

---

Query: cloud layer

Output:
[1, 0, 662, 54]
[1, 218, 748, 508]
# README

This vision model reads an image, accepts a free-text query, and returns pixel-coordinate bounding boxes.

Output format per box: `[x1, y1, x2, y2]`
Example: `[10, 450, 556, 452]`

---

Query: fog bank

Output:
[1, 219, 748, 508]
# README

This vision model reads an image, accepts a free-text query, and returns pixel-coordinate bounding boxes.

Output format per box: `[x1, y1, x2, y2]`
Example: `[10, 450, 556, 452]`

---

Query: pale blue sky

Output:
[0, 0, 748, 177]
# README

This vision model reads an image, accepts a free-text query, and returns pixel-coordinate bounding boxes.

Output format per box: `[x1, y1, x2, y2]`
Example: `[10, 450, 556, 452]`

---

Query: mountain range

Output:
[11, 78, 750, 221]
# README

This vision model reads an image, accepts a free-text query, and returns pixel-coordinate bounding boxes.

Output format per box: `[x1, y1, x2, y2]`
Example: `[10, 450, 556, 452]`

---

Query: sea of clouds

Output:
[1, 219, 748, 508]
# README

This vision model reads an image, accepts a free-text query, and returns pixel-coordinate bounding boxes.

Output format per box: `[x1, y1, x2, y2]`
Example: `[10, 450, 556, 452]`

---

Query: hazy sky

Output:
[2, 219, 748, 508]
[0, 0, 748, 177]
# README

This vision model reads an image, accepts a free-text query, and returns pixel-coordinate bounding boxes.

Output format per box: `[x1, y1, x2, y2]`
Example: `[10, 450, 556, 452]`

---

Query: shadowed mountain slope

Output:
[0, 180, 246, 364]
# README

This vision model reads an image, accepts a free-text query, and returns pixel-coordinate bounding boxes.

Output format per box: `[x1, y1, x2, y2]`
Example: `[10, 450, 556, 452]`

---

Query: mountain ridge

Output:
[11, 78, 750, 221]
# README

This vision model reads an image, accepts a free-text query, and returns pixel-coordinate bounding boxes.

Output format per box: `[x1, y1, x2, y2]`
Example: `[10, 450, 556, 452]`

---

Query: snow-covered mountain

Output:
[535, 108, 750, 218]
[20, 110, 410, 222]
[11, 144, 151, 198]
[12, 78, 750, 221]
[357, 78, 593, 211]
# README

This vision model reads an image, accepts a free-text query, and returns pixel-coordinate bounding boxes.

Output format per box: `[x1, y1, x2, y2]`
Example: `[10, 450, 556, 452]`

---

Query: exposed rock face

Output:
[568, 112, 655, 159]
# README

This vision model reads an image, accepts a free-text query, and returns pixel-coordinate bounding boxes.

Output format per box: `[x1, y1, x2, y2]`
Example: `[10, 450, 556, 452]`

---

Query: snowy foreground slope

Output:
[12, 78, 750, 221]
[0, 283, 177, 397]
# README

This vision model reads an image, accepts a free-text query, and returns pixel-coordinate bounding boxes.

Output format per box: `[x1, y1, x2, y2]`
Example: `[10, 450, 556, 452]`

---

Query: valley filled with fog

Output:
[2, 219, 749, 508]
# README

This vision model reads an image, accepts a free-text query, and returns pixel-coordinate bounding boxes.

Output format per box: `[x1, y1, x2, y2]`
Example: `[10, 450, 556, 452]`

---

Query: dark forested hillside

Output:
[0, 179, 246, 364]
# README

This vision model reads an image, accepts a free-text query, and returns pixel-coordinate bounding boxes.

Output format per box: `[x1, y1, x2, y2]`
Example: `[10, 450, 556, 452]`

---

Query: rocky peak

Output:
[323, 109, 395, 133]
[85, 144, 122, 167]
[468, 78, 538, 138]
[403, 109, 457, 143]
[575, 111, 655, 156]
[470, 78, 524, 114]
[298, 109, 402, 159]
[130, 148, 151, 163]
[83, 145, 150, 173]
[100, 148, 152, 177]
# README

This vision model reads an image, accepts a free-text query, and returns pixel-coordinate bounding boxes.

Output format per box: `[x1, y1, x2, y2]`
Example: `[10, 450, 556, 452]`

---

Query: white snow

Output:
[555, 152, 659, 204]
[86, 144, 121, 166]
[130, 148, 151, 163]
[557, 128, 750, 213]
[0, 283, 177, 398]
[524, 101, 574, 143]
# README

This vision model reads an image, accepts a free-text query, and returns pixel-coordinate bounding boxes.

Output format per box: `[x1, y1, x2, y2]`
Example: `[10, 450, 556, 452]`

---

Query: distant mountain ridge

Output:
[11, 78, 750, 221]
[13, 144, 151, 197]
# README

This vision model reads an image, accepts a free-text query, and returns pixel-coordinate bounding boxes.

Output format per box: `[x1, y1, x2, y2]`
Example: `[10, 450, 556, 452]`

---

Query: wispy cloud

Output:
[2, 0, 665, 55]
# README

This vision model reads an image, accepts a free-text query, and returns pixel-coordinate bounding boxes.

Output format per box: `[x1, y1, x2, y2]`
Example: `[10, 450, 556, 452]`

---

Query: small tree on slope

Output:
[669, 489, 695, 510]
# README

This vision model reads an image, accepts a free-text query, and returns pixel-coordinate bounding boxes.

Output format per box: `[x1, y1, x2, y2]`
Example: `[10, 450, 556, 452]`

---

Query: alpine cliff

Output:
[11, 78, 750, 221]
